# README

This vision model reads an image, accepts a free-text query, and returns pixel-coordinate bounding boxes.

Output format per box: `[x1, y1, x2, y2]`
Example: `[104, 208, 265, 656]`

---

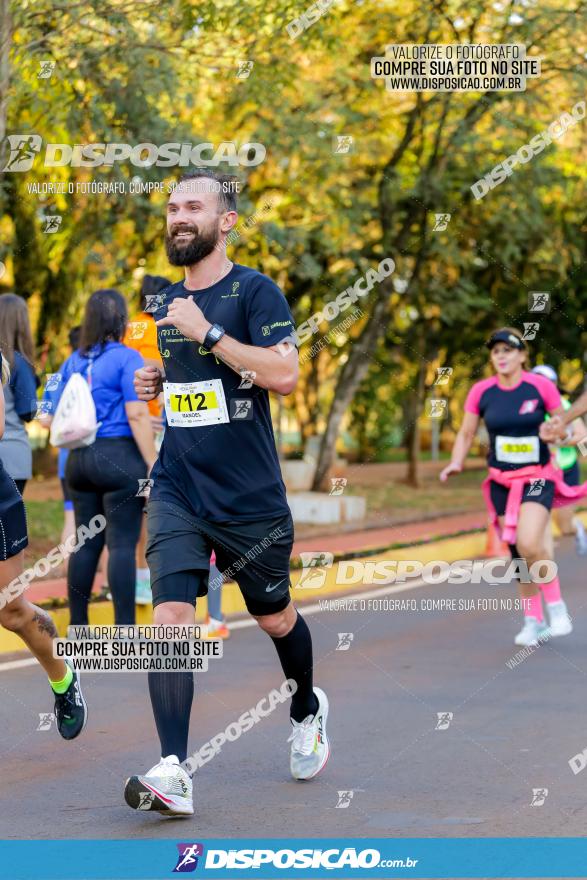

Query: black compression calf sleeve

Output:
[148, 671, 194, 763]
[271, 612, 319, 723]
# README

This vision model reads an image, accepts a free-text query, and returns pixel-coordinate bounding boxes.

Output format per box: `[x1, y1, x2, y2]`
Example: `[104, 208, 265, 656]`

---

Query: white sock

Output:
[137, 568, 149, 580]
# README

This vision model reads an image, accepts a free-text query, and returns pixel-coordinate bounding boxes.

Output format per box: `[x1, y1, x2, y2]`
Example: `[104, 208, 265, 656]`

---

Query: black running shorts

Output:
[563, 461, 580, 487]
[490, 479, 555, 516]
[0, 462, 28, 561]
[146, 499, 294, 615]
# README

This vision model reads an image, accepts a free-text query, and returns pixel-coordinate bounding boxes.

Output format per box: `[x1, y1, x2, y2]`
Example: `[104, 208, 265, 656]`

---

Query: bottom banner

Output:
[2, 838, 587, 879]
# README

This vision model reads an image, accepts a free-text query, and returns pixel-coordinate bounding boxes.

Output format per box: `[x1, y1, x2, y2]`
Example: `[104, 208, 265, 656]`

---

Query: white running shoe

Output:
[135, 575, 152, 606]
[547, 600, 573, 637]
[288, 687, 330, 781]
[124, 755, 193, 815]
[514, 617, 550, 647]
[575, 520, 587, 556]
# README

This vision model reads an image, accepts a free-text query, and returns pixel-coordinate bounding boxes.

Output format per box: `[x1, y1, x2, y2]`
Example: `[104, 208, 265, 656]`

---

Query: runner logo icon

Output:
[43, 215, 62, 233]
[173, 843, 204, 872]
[37, 712, 55, 731]
[519, 399, 539, 414]
[144, 293, 166, 313]
[528, 292, 550, 313]
[527, 479, 545, 496]
[137, 792, 155, 810]
[230, 399, 253, 420]
[330, 477, 347, 496]
[236, 61, 254, 79]
[426, 398, 447, 418]
[336, 790, 354, 808]
[522, 322, 539, 340]
[432, 213, 451, 231]
[333, 135, 354, 154]
[2, 134, 42, 172]
[128, 321, 148, 340]
[297, 552, 334, 589]
[136, 479, 154, 498]
[435, 712, 453, 730]
[336, 632, 354, 651]
[38, 60, 56, 79]
[237, 370, 256, 390]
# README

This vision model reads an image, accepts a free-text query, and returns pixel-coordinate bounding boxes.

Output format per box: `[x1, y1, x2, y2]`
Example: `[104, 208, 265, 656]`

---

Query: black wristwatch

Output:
[202, 323, 225, 351]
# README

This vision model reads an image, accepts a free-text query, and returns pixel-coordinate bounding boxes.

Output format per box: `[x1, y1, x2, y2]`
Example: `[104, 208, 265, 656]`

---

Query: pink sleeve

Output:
[210, 551, 216, 565]
[464, 377, 494, 414]
[526, 372, 561, 412]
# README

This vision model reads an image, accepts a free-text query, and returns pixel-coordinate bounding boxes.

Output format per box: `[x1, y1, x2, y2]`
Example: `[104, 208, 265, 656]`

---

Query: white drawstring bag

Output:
[50, 357, 101, 450]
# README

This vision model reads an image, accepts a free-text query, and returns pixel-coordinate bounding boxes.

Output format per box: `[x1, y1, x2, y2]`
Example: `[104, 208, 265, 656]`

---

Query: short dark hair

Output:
[176, 169, 239, 213]
[79, 289, 128, 354]
[139, 275, 172, 312]
[68, 325, 81, 351]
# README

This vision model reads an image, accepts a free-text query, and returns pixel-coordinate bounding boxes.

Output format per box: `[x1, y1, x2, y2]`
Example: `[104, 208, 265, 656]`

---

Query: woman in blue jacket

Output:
[51, 289, 158, 625]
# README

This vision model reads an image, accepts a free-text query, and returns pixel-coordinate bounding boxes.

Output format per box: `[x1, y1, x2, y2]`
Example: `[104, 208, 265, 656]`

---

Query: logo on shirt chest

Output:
[519, 399, 539, 415]
[220, 281, 240, 299]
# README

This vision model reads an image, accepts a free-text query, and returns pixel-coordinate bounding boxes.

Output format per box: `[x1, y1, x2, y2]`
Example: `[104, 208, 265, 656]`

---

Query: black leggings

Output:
[66, 438, 146, 625]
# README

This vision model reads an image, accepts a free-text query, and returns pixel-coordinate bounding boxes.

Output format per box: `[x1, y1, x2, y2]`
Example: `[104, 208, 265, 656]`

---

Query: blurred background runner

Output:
[0, 295, 38, 496]
[47, 289, 157, 625]
[532, 364, 587, 555]
[123, 274, 169, 605]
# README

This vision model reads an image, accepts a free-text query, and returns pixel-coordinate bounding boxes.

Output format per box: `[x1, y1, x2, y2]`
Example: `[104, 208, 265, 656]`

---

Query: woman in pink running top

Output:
[440, 327, 587, 647]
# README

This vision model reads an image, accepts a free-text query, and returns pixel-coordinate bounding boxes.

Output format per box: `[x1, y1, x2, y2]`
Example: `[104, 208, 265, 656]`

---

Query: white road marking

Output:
[0, 657, 40, 672]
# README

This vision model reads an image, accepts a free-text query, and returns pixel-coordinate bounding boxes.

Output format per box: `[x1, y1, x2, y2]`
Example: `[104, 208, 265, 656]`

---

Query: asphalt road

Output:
[1, 536, 587, 841]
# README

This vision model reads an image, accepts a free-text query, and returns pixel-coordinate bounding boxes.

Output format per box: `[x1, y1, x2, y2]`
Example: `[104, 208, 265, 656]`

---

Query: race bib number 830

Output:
[163, 379, 229, 427]
[495, 434, 539, 464]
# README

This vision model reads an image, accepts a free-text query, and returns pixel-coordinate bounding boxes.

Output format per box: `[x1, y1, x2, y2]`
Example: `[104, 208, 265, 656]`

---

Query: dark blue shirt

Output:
[50, 342, 143, 439]
[8, 352, 38, 421]
[150, 263, 295, 522]
[0, 351, 38, 480]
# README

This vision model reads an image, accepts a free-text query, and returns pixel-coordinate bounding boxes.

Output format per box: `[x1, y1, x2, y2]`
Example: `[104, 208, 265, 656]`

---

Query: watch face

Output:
[211, 327, 222, 340]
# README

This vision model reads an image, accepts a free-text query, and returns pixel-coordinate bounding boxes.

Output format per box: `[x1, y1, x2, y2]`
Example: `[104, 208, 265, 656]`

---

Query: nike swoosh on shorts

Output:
[265, 577, 288, 593]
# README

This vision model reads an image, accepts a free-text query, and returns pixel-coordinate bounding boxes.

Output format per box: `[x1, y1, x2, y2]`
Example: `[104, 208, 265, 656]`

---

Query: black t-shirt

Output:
[464, 371, 561, 471]
[150, 263, 296, 522]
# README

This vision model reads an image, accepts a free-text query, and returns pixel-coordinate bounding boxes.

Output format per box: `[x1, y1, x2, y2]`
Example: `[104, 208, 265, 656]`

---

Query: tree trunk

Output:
[355, 409, 371, 461]
[0, 0, 10, 148]
[312, 289, 392, 489]
[406, 422, 420, 486]
[405, 358, 426, 487]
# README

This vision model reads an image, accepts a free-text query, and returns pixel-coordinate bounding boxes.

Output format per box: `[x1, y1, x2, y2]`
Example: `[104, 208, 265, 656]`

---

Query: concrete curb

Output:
[0, 529, 486, 655]
[1, 510, 579, 656]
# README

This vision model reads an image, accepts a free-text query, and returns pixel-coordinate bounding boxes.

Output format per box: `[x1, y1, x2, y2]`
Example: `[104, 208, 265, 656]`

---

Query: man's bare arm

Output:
[211, 336, 298, 395]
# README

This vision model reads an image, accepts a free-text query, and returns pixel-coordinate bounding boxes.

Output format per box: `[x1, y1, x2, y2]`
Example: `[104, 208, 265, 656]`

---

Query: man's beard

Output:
[165, 223, 220, 266]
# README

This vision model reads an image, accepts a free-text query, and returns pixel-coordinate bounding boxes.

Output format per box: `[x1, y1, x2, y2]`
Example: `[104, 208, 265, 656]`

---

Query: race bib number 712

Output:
[163, 379, 229, 427]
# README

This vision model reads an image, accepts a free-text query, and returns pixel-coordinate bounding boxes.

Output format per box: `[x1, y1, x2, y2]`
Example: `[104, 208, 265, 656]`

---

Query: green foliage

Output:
[1, 0, 586, 455]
